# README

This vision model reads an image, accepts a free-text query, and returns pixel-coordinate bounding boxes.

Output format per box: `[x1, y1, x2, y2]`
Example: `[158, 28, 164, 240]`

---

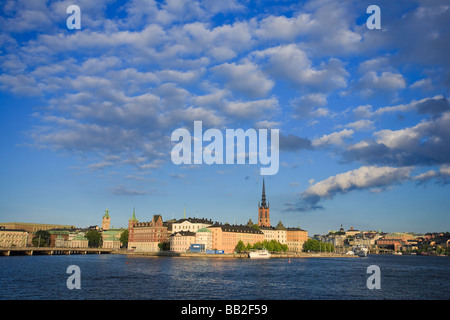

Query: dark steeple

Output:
[261, 178, 268, 208]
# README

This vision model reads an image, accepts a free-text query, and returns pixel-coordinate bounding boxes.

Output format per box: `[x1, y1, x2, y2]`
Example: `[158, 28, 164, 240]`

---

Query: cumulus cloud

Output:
[252, 44, 348, 93]
[352, 96, 450, 119]
[312, 129, 354, 147]
[290, 166, 413, 211]
[413, 165, 450, 185]
[345, 110, 450, 166]
[212, 61, 274, 98]
[290, 93, 329, 119]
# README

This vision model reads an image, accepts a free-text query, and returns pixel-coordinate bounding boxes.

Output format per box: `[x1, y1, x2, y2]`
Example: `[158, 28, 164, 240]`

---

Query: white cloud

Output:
[298, 166, 413, 210]
[312, 129, 354, 147]
[212, 61, 274, 98]
[252, 44, 348, 92]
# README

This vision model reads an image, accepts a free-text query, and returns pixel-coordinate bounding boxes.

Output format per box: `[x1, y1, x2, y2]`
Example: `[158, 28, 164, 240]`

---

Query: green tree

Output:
[120, 229, 129, 247]
[235, 240, 246, 253]
[253, 241, 263, 250]
[158, 241, 170, 251]
[32, 230, 50, 247]
[303, 239, 319, 252]
[85, 230, 103, 248]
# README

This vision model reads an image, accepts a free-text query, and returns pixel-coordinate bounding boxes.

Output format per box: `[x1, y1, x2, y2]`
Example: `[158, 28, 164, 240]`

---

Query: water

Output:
[0, 254, 449, 300]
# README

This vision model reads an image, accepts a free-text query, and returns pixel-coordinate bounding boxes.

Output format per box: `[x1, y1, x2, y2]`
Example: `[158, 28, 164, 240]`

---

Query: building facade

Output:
[195, 227, 213, 251]
[171, 218, 213, 233]
[209, 224, 265, 253]
[0, 227, 28, 247]
[128, 211, 168, 252]
[260, 221, 288, 244]
[286, 227, 308, 252]
[170, 231, 196, 253]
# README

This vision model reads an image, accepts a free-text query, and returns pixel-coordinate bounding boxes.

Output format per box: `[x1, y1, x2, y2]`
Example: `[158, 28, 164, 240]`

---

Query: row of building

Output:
[314, 225, 450, 253]
[128, 180, 308, 253]
[0, 180, 308, 253]
[0, 210, 124, 250]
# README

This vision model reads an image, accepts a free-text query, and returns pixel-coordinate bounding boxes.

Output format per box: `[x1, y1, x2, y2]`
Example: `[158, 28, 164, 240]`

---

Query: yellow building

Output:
[209, 224, 265, 253]
[286, 227, 308, 252]
[0, 227, 28, 247]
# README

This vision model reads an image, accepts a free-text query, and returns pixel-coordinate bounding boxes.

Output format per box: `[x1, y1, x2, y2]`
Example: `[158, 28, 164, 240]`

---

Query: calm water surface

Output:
[0, 254, 448, 300]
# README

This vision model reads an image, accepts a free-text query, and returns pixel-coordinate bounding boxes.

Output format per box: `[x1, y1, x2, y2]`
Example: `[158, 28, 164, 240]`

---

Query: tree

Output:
[85, 230, 103, 248]
[235, 240, 246, 253]
[303, 239, 334, 252]
[120, 229, 129, 248]
[158, 242, 170, 251]
[32, 230, 50, 247]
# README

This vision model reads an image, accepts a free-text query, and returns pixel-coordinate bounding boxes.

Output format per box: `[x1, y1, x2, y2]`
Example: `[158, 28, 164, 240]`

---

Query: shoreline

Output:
[113, 250, 359, 258]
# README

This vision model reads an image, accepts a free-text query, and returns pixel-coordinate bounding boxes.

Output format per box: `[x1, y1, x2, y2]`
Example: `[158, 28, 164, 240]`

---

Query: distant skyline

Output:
[1, 0, 449, 236]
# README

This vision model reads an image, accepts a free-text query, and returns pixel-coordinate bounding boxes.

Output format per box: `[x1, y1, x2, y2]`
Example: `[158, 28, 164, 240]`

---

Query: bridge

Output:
[0, 247, 113, 256]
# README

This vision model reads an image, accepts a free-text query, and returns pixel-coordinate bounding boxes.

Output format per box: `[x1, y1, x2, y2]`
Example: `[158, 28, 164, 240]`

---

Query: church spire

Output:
[130, 207, 138, 222]
[261, 178, 268, 208]
[257, 178, 270, 227]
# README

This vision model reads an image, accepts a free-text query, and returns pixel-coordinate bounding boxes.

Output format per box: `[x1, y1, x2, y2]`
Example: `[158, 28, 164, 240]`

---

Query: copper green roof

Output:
[130, 207, 138, 222]
[104, 235, 119, 241]
[73, 234, 87, 240]
[197, 228, 212, 233]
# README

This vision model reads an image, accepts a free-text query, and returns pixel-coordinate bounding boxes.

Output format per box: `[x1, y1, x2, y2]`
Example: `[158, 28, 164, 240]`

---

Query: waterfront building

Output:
[0, 226, 28, 247]
[195, 227, 213, 251]
[48, 229, 70, 247]
[55, 235, 67, 247]
[376, 232, 415, 252]
[0, 222, 76, 233]
[208, 224, 264, 253]
[260, 221, 287, 244]
[70, 233, 89, 248]
[0, 222, 75, 245]
[172, 217, 213, 233]
[286, 227, 308, 252]
[170, 231, 196, 253]
[102, 235, 121, 249]
[128, 210, 168, 252]
[102, 209, 111, 230]
[257, 179, 270, 227]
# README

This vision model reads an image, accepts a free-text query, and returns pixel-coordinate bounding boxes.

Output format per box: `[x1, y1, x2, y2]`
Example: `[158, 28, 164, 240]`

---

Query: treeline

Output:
[235, 239, 288, 253]
[302, 239, 334, 252]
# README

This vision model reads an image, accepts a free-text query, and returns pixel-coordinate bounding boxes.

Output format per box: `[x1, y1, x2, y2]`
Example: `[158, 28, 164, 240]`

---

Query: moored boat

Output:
[248, 249, 271, 259]
[353, 246, 368, 257]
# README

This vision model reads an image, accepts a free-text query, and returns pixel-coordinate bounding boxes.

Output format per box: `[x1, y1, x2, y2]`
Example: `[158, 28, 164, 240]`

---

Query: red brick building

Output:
[128, 210, 168, 252]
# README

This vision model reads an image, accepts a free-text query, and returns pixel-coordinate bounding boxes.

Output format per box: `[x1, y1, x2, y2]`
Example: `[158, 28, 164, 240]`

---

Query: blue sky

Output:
[1, 0, 449, 235]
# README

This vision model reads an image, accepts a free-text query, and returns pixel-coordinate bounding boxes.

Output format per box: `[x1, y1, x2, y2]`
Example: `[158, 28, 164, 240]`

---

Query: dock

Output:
[0, 246, 113, 256]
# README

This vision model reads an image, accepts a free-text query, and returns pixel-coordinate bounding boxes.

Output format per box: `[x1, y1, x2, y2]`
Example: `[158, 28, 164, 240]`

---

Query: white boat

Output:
[248, 249, 271, 259]
[353, 246, 368, 257]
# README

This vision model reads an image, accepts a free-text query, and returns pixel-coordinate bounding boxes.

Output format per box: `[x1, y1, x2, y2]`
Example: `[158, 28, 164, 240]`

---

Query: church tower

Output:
[102, 209, 111, 230]
[257, 179, 270, 227]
